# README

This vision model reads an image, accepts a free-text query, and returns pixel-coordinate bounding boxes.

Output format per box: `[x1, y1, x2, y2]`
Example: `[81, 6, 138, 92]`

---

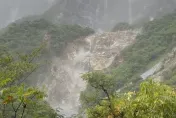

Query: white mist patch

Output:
[41, 30, 139, 117]
[6, 8, 19, 25]
[43, 48, 91, 117]
[47, 0, 56, 6]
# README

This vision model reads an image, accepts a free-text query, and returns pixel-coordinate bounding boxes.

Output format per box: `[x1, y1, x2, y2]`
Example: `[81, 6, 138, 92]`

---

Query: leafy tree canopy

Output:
[0, 47, 58, 118]
[81, 71, 176, 118]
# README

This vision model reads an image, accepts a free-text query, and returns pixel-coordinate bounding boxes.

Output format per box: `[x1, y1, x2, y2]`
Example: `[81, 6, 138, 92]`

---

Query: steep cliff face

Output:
[132, 0, 176, 23]
[43, 0, 176, 30]
[2, 0, 176, 30]
[142, 47, 176, 83]
[43, 0, 130, 30]
[42, 30, 139, 116]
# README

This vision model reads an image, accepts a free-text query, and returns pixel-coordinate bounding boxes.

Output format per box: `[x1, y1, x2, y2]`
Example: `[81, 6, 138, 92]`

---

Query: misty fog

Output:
[1, 0, 176, 29]
[1, 0, 176, 118]
[0, 0, 54, 28]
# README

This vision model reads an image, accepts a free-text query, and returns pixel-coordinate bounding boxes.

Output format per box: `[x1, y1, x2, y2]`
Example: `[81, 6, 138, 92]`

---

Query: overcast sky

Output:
[0, 0, 176, 29]
[0, 0, 54, 28]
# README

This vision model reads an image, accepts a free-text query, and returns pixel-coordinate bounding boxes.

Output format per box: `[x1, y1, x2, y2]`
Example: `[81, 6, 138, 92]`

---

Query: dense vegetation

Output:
[0, 19, 94, 117]
[80, 11, 176, 118]
[0, 19, 94, 55]
[112, 23, 134, 32]
[111, 11, 176, 91]
[81, 71, 176, 118]
[2, 6, 176, 118]
[0, 46, 59, 118]
[0, 18, 94, 84]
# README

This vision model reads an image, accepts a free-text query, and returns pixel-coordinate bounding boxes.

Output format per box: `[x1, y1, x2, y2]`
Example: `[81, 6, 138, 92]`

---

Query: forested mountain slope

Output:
[0, 19, 94, 117]
[0, 19, 94, 55]
[80, 11, 176, 118]
[2, 3, 176, 117]
[111, 11, 176, 91]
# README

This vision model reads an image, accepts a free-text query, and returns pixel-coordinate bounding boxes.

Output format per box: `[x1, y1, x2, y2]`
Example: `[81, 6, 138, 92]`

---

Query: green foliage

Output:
[111, 12, 176, 91]
[82, 71, 116, 92]
[112, 22, 133, 32]
[124, 80, 176, 118]
[82, 73, 176, 118]
[80, 71, 116, 108]
[49, 24, 94, 55]
[163, 66, 176, 86]
[81, 71, 124, 118]
[0, 18, 94, 117]
[81, 12, 176, 116]
[85, 95, 126, 118]
[0, 19, 94, 55]
[0, 49, 57, 118]
[80, 84, 103, 109]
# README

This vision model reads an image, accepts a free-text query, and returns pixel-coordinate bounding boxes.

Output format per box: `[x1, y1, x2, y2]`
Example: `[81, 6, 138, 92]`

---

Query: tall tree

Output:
[0, 46, 58, 118]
